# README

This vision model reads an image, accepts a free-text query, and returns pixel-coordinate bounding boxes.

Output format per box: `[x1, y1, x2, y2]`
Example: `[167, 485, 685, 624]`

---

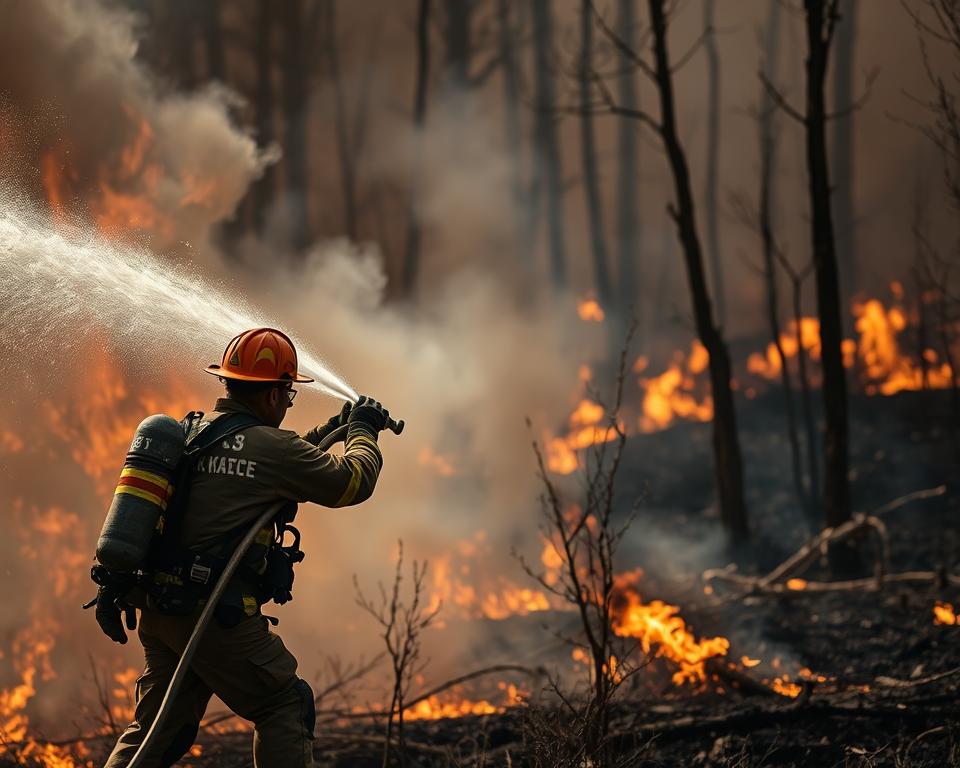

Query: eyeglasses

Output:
[281, 387, 297, 404]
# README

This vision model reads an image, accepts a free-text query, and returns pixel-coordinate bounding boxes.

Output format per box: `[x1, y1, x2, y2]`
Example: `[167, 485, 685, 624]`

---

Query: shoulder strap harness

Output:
[141, 411, 304, 627]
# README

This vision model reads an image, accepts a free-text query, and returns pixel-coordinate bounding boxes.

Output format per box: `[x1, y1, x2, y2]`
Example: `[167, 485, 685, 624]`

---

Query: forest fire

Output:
[547, 284, 958, 476]
[4, 0, 959, 763]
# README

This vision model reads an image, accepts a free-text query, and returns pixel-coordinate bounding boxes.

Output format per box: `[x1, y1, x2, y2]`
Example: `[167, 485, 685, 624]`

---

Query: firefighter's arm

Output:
[302, 401, 352, 446]
[275, 421, 383, 507]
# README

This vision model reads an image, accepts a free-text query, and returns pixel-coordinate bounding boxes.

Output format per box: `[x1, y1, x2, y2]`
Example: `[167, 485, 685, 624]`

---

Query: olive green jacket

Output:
[178, 398, 382, 553]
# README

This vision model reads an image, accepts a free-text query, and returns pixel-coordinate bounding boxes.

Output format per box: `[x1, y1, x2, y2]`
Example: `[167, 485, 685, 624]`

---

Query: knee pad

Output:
[293, 677, 316, 739]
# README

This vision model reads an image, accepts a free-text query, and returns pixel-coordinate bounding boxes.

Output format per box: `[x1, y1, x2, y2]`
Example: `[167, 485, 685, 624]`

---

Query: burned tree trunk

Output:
[497, 0, 532, 272]
[579, 0, 612, 308]
[703, 0, 725, 329]
[250, 0, 276, 235]
[280, 0, 310, 252]
[200, 0, 225, 82]
[444, 0, 472, 91]
[533, 0, 567, 290]
[832, 0, 858, 318]
[615, 0, 640, 330]
[803, 0, 854, 565]
[758, 2, 811, 522]
[401, 0, 432, 295]
[323, 0, 358, 240]
[649, 0, 748, 538]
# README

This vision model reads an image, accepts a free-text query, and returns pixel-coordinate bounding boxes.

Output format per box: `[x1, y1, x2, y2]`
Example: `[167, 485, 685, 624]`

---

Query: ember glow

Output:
[425, 531, 557, 622]
[577, 298, 605, 322]
[404, 682, 524, 721]
[934, 601, 957, 625]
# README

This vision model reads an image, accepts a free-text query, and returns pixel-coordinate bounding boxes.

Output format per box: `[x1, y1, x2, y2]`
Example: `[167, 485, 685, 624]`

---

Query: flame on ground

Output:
[934, 601, 957, 625]
[425, 531, 557, 622]
[610, 571, 729, 686]
[404, 682, 524, 720]
[638, 341, 713, 434]
[545, 397, 621, 475]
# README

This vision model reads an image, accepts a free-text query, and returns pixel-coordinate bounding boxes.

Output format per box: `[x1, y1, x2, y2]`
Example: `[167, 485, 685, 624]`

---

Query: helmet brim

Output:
[204, 365, 315, 384]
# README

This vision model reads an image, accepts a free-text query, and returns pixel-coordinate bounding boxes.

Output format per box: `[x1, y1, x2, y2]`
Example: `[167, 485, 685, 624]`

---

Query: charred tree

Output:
[280, 0, 310, 252]
[401, 0, 432, 295]
[533, 0, 567, 290]
[804, 0, 854, 566]
[703, 0, 725, 328]
[579, 0, 613, 308]
[832, 0, 858, 317]
[444, 0, 473, 90]
[649, 0, 748, 538]
[585, 1, 746, 535]
[250, 0, 276, 235]
[200, 0, 225, 82]
[497, 0, 532, 271]
[615, 0, 640, 331]
[323, 0, 359, 240]
[756, 2, 812, 523]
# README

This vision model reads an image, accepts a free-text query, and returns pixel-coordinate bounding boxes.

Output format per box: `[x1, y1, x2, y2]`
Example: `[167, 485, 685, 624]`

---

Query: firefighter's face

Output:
[262, 383, 293, 427]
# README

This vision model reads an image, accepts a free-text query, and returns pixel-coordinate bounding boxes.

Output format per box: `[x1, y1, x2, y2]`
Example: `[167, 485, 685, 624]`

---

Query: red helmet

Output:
[204, 327, 314, 383]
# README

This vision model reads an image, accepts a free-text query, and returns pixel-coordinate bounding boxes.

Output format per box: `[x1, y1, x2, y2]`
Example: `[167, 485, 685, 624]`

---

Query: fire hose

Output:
[127, 416, 404, 768]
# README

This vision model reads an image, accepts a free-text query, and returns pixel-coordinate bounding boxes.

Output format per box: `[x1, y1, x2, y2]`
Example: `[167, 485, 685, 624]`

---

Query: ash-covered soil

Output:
[65, 391, 960, 767]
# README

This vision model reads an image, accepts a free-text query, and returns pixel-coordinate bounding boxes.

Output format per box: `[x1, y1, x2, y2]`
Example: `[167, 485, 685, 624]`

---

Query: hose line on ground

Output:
[126, 423, 350, 768]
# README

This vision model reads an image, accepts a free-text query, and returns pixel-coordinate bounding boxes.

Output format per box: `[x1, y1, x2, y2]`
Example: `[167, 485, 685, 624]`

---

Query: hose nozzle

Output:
[386, 417, 404, 435]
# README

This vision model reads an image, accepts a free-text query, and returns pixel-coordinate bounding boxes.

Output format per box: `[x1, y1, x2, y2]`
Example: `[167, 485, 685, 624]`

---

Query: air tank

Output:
[96, 414, 185, 570]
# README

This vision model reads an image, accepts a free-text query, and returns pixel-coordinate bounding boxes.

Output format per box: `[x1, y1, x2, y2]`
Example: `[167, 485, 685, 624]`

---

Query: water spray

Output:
[0, 191, 356, 401]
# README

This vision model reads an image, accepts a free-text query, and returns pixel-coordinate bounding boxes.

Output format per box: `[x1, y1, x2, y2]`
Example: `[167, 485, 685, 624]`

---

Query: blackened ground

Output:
[65, 390, 960, 767]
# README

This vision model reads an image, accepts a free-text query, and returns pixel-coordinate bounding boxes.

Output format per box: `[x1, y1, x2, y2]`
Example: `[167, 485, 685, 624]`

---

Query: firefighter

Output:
[98, 327, 387, 768]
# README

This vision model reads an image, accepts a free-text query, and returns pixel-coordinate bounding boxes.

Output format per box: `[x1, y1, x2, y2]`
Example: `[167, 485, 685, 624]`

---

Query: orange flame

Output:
[934, 601, 957, 626]
[577, 298, 605, 323]
[610, 571, 729, 685]
[426, 532, 557, 622]
[402, 682, 524, 721]
[545, 398, 621, 475]
[638, 341, 713, 433]
[418, 446, 457, 477]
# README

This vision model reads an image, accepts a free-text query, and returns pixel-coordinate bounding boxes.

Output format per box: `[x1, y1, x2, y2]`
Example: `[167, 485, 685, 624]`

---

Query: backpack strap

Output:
[149, 411, 263, 559]
[184, 411, 263, 456]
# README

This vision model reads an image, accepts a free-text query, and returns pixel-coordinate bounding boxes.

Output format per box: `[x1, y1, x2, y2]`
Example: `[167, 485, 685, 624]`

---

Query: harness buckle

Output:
[189, 562, 212, 585]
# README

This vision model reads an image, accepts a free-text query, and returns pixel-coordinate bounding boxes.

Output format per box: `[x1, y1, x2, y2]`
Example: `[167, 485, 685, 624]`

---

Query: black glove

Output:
[94, 587, 137, 645]
[348, 395, 390, 433]
[310, 400, 353, 444]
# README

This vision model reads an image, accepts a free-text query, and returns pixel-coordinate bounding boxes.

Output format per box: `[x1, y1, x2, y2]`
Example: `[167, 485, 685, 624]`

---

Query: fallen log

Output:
[705, 569, 960, 597]
[703, 486, 947, 600]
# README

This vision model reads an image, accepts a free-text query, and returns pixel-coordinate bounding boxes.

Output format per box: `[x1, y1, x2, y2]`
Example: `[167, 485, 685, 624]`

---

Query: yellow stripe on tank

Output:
[115, 485, 168, 509]
[120, 467, 172, 491]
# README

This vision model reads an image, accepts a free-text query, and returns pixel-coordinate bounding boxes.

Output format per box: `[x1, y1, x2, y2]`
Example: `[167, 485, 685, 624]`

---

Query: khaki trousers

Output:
[104, 610, 315, 768]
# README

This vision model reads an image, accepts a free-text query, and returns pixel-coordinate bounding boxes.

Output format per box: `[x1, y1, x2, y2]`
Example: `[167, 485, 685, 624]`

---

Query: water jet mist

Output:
[0, 190, 356, 401]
